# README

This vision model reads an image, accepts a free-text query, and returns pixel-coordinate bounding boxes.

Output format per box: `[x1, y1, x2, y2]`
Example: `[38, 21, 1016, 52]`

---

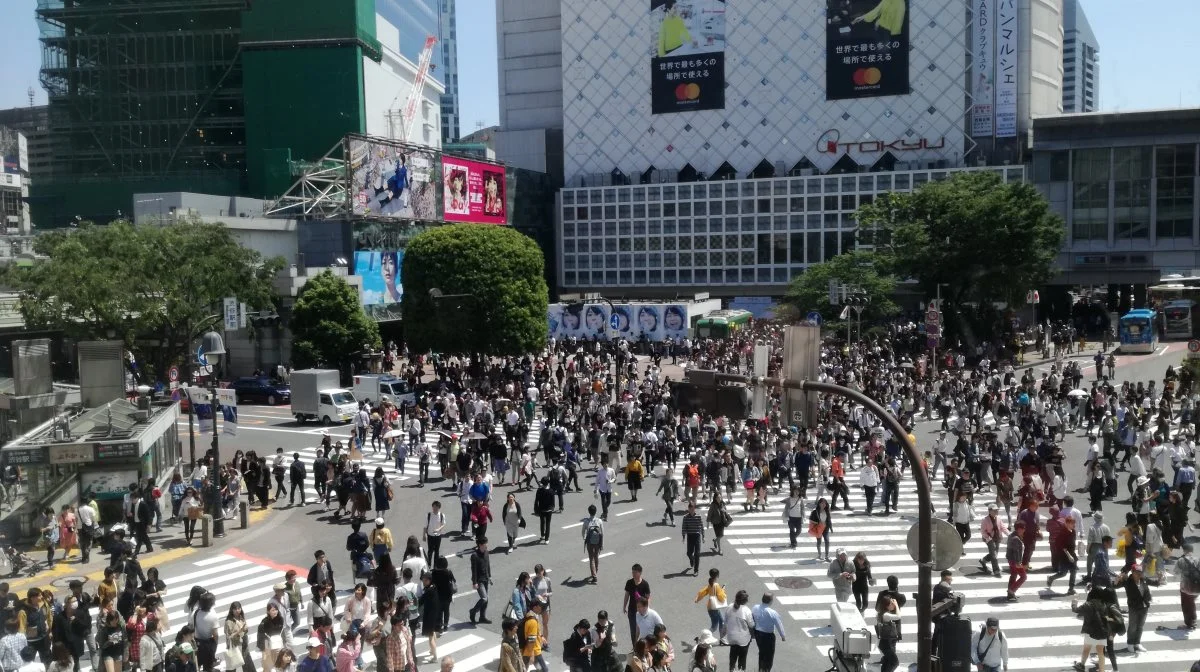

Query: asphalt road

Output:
[133, 344, 1199, 672]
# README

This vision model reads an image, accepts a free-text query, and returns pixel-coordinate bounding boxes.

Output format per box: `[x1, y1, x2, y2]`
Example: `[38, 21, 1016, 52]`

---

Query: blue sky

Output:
[1, 0, 1198, 127]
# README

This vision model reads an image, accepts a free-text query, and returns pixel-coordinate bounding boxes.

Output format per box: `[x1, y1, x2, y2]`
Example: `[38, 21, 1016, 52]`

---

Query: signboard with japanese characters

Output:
[994, 0, 1018, 138]
[825, 0, 910, 101]
[971, 0, 995, 137]
[49, 443, 95, 465]
[649, 0, 726, 114]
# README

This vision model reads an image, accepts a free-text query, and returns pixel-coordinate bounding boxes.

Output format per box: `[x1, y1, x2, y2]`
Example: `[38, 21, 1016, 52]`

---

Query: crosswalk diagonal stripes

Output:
[704, 471, 1200, 671]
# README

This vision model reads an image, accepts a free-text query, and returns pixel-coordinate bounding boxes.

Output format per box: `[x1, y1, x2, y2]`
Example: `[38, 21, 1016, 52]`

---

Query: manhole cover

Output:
[774, 576, 813, 590]
[50, 576, 88, 589]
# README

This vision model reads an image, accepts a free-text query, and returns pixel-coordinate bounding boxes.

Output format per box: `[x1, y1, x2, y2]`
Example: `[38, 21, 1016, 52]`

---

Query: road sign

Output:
[223, 297, 239, 331]
[1189, 339, 1200, 353]
[791, 410, 803, 425]
[168, 366, 180, 383]
[609, 313, 621, 330]
[907, 518, 963, 571]
[925, 308, 939, 325]
[806, 310, 822, 326]
[926, 324, 940, 337]
[196, 345, 209, 367]
[828, 280, 840, 306]
[927, 336, 939, 349]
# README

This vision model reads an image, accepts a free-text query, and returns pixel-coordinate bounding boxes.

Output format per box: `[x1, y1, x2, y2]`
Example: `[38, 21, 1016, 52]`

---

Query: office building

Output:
[440, 0, 461, 142]
[512, 0, 1062, 296]
[1062, 0, 1099, 113]
[0, 106, 51, 183]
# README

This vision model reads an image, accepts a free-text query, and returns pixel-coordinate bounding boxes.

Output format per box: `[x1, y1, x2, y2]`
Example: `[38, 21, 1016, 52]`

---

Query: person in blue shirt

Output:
[750, 592, 786, 672]
[468, 472, 491, 505]
[297, 637, 334, 672]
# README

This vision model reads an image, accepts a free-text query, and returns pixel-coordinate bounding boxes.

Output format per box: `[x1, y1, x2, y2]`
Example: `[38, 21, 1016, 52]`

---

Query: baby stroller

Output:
[4, 545, 40, 577]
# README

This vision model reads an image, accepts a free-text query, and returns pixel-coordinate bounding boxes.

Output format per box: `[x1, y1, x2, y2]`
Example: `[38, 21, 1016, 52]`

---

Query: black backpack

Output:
[517, 614, 537, 650]
[585, 520, 603, 546]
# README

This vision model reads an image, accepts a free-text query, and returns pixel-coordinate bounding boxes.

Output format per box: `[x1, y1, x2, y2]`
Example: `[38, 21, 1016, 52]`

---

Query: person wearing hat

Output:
[969, 617, 1008, 672]
[978, 503, 1008, 578]
[166, 642, 197, 672]
[297, 637, 333, 672]
[1117, 562, 1151, 655]
[689, 630, 718, 672]
[369, 518, 394, 563]
[521, 600, 548, 672]
[564, 618, 594, 672]
[267, 583, 293, 632]
[827, 549, 854, 604]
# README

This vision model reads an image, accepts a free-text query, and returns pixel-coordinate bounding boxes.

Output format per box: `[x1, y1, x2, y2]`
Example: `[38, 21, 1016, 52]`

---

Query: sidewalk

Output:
[4, 505, 275, 594]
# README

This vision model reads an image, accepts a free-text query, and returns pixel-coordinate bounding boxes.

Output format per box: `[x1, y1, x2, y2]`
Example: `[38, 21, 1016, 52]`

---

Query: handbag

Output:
[266, 634, 283, 650]
[225, 646, 244, 669]
[874, 619, 898, 640]
[188, 506, 203, 521]
[808, 522, 826, 537]
[743, 479, 756, 490]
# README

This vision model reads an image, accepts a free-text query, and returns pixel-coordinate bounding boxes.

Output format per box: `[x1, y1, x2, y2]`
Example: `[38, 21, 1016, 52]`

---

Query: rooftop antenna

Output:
[27, 87, 34, 107]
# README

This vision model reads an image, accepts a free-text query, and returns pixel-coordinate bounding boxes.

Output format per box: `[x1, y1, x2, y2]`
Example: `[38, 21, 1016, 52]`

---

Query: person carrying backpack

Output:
[582, 505, 605, 584]
[969, 617, 1008, 672]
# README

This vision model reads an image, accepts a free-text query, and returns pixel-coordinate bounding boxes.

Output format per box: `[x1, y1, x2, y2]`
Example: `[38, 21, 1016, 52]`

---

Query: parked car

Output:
[230, 376, 291, 405]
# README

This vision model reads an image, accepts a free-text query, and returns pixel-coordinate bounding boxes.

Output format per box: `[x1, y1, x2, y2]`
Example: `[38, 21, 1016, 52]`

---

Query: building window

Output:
[807, 232, 821, 263]
[1113, 147, 1152, 240]
[790, 232, 805, 263]
[1072, 148, 1111, 241]
[1156, 144, 1196, 239]
[1034, 151, 1071, 182]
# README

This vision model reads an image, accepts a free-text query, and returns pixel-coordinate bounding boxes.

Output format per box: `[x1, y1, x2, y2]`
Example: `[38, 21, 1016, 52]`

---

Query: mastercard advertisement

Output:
[825, 0, 911, 101]
[649, 0, 727, 115]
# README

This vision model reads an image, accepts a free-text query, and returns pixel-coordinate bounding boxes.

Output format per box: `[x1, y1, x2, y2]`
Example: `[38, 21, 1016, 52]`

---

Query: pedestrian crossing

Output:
[716, 474, 1199, 670]
[73, 551, 508, 672]
[269, 419, 547, 505]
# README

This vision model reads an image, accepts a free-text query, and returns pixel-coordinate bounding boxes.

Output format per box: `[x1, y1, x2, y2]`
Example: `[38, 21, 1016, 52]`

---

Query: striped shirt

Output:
[681, 512, 704, 538]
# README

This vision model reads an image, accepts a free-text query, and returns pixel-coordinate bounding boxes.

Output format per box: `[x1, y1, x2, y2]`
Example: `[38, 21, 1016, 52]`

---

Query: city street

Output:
[89, 343, 1195, 672]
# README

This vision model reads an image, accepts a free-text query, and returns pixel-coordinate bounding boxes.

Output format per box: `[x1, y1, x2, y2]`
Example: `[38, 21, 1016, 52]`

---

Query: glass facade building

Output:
[376, 0, 458, 143]
[557, 166, 1026, 294]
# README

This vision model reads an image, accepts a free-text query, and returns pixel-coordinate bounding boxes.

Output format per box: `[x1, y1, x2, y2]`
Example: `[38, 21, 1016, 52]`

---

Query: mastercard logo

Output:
[674, 82, 701, 101]
[852, 67, 883, 86]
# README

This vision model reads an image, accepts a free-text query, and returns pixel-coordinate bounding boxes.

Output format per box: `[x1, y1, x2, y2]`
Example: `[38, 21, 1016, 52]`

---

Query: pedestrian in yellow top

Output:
[656, 0, 697, 57]
[369, 518, 393, 563]
[853, 0, 906, 36]
[522, 600, 548, 672]
[694, 568, 728, 642]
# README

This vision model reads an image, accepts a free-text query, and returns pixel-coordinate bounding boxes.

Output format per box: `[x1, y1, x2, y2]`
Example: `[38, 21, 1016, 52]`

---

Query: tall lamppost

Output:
[200, 329, 226, 538]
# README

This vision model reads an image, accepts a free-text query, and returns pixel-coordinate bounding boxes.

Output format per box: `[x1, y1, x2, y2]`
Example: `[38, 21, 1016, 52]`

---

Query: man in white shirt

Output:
[594, 460, 615, 520]
[76, 500, 96, 563]
[970, 617, 1009, 672]
[424, 501, 446, 563]
[633, 599, 663, 641]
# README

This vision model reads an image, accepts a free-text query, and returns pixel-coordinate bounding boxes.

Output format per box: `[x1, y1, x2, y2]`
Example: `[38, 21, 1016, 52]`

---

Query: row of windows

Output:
[1034, 145, 1198, 183]
[562, 193, 875, 221]
[560, 169, 1024, 206]
[562, 267, 801, 287]
[561, 230, 856, 269]
[561, 213, 858, 238]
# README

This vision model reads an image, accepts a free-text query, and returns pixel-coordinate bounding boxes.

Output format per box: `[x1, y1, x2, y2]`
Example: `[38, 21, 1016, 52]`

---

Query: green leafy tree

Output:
[783, 250, 898, 322]
[401, 224, 548, 355]
[290, 270, 381, 376]
[2, 219, 284, 380]
[856, 171, 1064, 306]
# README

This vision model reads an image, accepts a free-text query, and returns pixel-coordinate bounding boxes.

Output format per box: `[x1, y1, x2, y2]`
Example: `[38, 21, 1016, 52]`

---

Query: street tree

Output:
[401, 224, 548, 355]
[783, 250, 898, 322]
[3, 219, 284, 380]
[290, 270, 381, 376]
[855, 170, 1064, 306]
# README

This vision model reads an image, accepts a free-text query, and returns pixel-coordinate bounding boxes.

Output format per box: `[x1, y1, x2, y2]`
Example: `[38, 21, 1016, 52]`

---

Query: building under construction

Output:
[36, 0, 248, 220]
[29, 0, 405, 227]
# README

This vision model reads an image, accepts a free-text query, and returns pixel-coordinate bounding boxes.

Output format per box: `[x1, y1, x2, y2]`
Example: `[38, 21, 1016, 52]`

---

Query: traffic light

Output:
[843, 290, 871, 308]
[715, 385, 752, 421]
[670, 373, 752, 421]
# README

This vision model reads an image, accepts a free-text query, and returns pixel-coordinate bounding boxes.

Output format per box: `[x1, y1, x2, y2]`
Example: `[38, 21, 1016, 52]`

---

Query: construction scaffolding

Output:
[36, 0, 248, 183]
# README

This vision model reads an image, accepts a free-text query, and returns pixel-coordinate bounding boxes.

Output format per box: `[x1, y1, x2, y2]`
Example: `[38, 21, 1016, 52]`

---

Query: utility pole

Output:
[681, 371, 935, 672]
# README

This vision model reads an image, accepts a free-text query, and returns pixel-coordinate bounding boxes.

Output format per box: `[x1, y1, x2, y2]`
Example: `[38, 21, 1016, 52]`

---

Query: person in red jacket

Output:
[1046, 508, 1079, 594]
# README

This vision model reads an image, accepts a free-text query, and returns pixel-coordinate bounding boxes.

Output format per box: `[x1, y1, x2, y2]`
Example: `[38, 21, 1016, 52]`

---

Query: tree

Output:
[783, 250, 898, 322]
[2, 219, 284, 380]
[290, 270, 381, 375]
[855, 171, 1064, 306]
[401, 224, 548, 355]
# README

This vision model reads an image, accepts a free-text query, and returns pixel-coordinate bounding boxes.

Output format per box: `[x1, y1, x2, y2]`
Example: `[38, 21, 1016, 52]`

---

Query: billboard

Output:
[825, 0, 910, 101]
[994, 0, 1018, 138]
[354, 249, 405, 306]
[548, 303, 688, 342]
[649, 0, 726, 115]
[971, 0, 995, 137]
[442, 156, 507, 224]
[1, 131, 26, 175]
[348, 137, 438, 220]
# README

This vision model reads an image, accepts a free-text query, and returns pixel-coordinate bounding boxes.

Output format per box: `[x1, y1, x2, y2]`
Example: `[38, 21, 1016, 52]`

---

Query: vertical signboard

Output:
[826, 0, 910, 100]
[994, 0, 1018, 138]
[223, 297, 239, 332]
[441, 157, 508, 224]
[649, 0, 726, 114]
[217, 388, 238, 436]
[971, 0, 995, 137]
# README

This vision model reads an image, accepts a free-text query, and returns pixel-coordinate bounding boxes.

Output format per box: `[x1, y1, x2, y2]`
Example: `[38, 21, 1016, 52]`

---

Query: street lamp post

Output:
[200, 329, 226, 538]
[700, 372, 935, 672]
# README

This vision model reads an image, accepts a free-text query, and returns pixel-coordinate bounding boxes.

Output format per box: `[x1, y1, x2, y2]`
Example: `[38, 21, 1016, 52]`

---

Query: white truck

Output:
[351, 374, 415, 407]
[291, 369, 358, 425]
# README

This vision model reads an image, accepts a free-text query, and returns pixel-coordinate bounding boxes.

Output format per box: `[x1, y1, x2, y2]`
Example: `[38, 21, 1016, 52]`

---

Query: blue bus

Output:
[1119, 309, 1159, 354]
